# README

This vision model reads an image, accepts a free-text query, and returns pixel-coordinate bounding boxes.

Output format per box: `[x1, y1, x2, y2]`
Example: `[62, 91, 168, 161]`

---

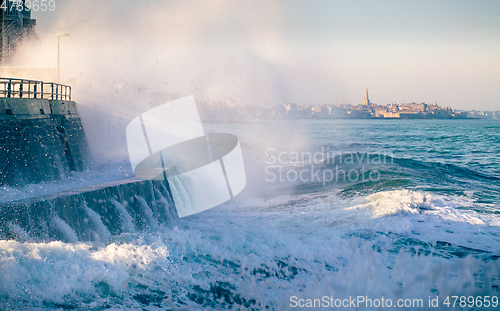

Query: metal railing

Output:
[0, 78, 71, 101]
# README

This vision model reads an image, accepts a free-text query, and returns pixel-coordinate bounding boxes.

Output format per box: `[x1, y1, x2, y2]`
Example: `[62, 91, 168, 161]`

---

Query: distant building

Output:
[283, 103, 297, 113]
[381, 111, 400, 118]
[373, 106, 387, 118]
[258, 107, 274, 118]
[364, 87, 371, 106]
[400, 102, 426, 112]
[224, 99, 236, 108]
[283, 103, 298, 118]
[1, 1, 37, 64]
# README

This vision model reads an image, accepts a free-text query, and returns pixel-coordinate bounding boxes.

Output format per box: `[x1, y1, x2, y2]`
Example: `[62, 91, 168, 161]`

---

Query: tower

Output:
[364, 87, 370, 106]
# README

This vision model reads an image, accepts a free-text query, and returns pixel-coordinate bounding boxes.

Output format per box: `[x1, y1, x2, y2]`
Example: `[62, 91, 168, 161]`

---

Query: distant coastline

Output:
[197, 87, 498, 122]
[198, 100, 499, 123]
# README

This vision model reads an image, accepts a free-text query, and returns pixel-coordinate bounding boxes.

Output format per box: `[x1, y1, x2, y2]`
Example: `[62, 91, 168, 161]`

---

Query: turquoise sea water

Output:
[1, 119, 499, 310]
[277, 119, 500, 202]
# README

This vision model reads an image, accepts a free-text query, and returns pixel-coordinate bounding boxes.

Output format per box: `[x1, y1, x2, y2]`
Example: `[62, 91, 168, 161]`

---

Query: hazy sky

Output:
[30, 0, 500, 110]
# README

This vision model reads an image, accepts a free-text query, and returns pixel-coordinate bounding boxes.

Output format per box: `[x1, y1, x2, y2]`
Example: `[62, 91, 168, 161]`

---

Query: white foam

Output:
[0, 216, 498, 310]
[1, 187, 500, 309]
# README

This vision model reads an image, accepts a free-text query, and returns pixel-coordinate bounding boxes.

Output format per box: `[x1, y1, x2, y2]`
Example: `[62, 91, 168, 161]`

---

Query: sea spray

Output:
[111, 198, 135, 233]
[82, 199, 111, 243]
[160, 183, 175, 208]
[147, 180, 159, 217]
[50, 214, 79, 243]
[154, 186, 178, 222]
[168, 175, 192, 215]
[46, 201, 79, 242]
[134, 194, 159, 230]
[7, 222, 33, 243]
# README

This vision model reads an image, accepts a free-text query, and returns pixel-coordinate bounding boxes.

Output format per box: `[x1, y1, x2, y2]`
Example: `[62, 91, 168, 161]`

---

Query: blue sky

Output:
[31, 0, 500, 110]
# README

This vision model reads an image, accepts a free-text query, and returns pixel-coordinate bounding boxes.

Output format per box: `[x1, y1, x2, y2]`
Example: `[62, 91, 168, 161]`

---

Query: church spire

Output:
[364, 87, 370, 106]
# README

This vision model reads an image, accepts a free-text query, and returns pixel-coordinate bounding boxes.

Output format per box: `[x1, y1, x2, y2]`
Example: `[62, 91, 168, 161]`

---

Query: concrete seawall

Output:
[0, 79, 178, 242]
[0, 178, 177, 242]
[0, 97, 92, 187]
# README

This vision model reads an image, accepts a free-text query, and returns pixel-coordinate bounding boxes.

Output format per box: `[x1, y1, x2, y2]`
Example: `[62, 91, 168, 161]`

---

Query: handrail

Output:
[0, 78, 71, 101]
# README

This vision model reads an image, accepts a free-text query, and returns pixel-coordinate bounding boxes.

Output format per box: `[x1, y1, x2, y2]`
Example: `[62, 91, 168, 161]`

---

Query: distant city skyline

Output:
[28, 0, 500, 111]
[196, 93, 499, 123]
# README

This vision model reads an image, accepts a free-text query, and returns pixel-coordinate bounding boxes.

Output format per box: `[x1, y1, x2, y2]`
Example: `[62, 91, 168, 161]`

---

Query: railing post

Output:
[7, 80, 11, 98]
